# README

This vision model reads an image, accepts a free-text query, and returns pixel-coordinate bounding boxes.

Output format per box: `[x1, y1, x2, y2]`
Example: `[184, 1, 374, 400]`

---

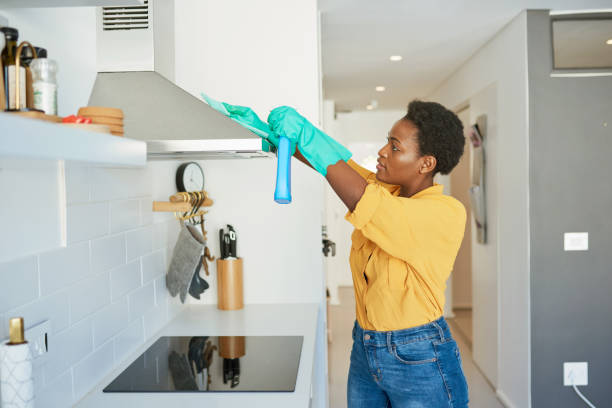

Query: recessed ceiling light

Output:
[389, 55, 403, 62]
[607, 38, 612, 45]
[366, 105, 374, 110]
[375, 86, 386, 92]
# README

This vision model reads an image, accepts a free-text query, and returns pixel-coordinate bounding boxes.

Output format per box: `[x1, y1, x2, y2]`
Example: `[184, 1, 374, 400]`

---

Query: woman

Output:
[216, 98, 469, 407]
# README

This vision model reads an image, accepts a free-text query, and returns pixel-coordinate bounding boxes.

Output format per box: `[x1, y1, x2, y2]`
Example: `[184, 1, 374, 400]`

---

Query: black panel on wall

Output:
[527, 10, 612, 408]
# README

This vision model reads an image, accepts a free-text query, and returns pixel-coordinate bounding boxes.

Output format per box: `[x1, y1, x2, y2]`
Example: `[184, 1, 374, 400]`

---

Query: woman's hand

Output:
[268, 106, 352, 176]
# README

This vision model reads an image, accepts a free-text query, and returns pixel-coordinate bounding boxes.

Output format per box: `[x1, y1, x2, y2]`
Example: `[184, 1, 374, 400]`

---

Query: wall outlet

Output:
[564, 232, 589, 251]
[24, 320, 50, 360]
[564, 362, 588, 386]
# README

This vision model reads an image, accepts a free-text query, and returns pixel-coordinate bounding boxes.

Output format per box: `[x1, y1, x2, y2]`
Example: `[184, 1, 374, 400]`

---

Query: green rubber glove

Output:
[267, 106, 352, 176]
[201, 93, 291, 152]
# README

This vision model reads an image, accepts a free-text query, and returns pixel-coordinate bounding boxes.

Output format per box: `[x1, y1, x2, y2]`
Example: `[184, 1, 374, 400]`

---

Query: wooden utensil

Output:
[78, 106, 123, 118]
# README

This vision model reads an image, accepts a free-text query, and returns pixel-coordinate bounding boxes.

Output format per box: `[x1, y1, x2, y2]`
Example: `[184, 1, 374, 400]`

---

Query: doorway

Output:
[449, 107, 473, 348]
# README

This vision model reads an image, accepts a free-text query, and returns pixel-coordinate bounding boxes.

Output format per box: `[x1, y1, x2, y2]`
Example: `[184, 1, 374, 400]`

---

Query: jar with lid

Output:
[30, 54, 58, 115]
[0, 27, 26, 110]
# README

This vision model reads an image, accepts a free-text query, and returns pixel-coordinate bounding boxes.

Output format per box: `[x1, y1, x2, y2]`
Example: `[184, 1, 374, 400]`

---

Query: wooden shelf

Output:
[0, 113, 146, 167]
[0, 0, 143, 7]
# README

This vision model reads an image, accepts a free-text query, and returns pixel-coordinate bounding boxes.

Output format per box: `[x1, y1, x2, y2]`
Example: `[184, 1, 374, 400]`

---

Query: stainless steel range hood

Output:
[88, 71, 274, 160]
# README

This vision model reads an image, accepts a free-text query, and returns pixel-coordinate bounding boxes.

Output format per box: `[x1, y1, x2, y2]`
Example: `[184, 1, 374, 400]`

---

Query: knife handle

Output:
[274, 136, 292, 204]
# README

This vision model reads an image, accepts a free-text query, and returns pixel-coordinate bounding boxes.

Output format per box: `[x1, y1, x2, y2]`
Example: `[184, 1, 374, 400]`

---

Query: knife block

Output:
[219, 336, 246, 359]
[216, 258, 243, 310]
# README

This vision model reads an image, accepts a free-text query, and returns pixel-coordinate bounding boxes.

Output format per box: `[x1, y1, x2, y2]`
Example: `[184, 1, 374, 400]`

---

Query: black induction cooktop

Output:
[103, 336, 303, 393]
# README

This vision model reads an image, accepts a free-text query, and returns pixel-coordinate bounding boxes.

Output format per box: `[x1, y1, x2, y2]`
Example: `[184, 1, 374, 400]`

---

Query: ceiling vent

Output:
[102, 0, 149, 31]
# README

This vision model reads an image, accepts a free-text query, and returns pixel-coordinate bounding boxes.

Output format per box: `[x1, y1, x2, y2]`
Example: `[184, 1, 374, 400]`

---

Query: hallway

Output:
[328, 287, 503, 408]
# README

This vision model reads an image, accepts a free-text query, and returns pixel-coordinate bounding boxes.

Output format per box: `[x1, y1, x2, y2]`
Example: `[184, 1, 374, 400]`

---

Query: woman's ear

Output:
[419, 155, 437, 175]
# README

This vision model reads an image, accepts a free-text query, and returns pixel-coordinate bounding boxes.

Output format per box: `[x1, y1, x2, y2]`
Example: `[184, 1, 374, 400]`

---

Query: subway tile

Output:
[65, 163, 90, 204]
[152, 222, 169, 250]
[90, 167, 152, 202]
[110, 261, 141, 302]
[0, 256, 39, 313]
[141, 250, 165, 284]
[0, 314, 6, 341]
[92, 298, 129, 348]
[154, 275, 168, 307]
[32, 358, 45, 396]
[91, 234, 126, 274]
[114, 318, 144, 364]
[143, 303, 168, 339]
[36, 370, 73, 408]
[67, 202, 109, 244]
[39, 242, 90, 296]
[45, 318, 93, 380]
[168, 295, 183, 319]
[73, 341, 114, 402]
[140, 198, 153, 226]
[7, 289, 70, 334]
[128, 282, 155, 322]
[126, 226, 153, 261]
[70, 272, 111, 324]
[110, 199, 140, 234]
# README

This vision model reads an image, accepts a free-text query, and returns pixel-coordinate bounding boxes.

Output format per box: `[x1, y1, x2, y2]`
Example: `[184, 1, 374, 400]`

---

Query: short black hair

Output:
[403, 100, 464, 175]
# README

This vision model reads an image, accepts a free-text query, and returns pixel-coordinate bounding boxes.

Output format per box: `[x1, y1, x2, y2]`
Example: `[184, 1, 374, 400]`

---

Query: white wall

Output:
[173, 0, 321, 123]
[428, 11, 530, 408]
[1, 2, 326, 407]
[0, 7, 97, 116]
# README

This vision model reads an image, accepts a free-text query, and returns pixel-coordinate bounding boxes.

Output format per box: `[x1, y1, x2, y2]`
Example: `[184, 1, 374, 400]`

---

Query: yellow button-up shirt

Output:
[345, 160, 466, 331]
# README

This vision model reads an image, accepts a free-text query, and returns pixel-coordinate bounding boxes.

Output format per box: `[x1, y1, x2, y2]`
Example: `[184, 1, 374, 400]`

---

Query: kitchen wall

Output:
[0, 160, 181, 407]
[527, 10, 612, 408]
[1, 1, 326, 407]
[428, 10, 530, 408]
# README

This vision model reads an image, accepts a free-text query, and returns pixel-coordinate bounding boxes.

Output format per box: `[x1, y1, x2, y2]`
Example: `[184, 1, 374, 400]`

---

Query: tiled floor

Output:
[451, 308, 473, 350]
[327, 287, 504, 408]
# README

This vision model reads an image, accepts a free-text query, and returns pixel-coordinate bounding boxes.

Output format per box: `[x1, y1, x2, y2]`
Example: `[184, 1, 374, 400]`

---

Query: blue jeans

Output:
[347, 317, 469, 408]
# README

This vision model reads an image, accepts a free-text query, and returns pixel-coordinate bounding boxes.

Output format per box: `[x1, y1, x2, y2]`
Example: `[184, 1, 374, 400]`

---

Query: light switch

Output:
[564, 232, 588, 251]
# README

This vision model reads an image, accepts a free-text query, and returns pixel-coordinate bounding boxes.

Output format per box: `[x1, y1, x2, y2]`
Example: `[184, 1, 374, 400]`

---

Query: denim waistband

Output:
[354, 316, 451, 347]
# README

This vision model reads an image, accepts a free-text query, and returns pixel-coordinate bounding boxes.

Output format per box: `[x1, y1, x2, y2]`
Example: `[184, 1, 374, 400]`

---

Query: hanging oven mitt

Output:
[166, 224, 205, 303]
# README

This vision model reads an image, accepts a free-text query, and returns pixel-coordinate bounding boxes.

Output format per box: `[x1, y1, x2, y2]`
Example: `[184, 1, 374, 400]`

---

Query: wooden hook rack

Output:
[152, 191, 214, 213]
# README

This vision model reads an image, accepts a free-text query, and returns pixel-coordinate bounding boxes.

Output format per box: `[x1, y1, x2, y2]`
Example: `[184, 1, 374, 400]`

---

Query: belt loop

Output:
[432, 320, 445, 342]
[386, 332, 393, 353]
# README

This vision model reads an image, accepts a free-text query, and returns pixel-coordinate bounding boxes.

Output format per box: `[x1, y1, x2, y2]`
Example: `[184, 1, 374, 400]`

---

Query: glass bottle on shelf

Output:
[0, 27, 26, 110]
[29, 48, 58, 115]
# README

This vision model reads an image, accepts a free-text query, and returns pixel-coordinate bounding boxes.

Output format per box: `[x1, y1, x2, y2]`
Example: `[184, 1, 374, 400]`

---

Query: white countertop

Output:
[75, 303, 320, 408]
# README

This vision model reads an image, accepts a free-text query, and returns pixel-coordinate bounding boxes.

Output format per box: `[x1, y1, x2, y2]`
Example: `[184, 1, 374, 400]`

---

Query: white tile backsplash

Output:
[35, 370, 73, 408]
[0, 161, 179, 406]
[0, 256, 39, 313]
[91, 234, 126, 274]
[7, 289, 71, 334]
[143, 303, 168, 339]
[154, 275, 168, 307]
[141, 250, 164, 284]
[126, 226, 153, 261]
[110, 261, 141, 301]
[67, 202, 109, 244]
[128, 282, 155, 321]
[45, 318, 93, 380]
[65, 163, 90, 204]
[73, 341, 114, 402]
[92, 298, 129, 348]
[114, 318, 144, 364]
[110, 199, 140, 233]
[140, 198, 153, 226]
[39, 242, 90, 296]
[70, 271, 111, 324]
